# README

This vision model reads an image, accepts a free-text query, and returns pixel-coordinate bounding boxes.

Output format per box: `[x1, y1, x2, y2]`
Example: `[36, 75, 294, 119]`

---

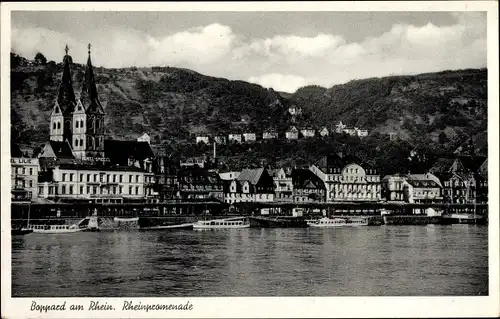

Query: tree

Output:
[34, 52, 47, 65]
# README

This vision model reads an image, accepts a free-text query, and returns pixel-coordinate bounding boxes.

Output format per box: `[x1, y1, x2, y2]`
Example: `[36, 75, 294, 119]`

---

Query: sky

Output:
[11, 11, 487, 93]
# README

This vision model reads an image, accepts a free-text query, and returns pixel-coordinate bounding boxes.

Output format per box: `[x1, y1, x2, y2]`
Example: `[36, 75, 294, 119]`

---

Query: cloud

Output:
[11, 13, 486, 93]
[248, 74, 311, 93]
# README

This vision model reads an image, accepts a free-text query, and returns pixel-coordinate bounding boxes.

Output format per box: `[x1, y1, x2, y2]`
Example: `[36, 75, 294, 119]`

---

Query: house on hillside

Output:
[319, 127, 330, 137]
[355, 128, 368, 138]
[214, 134, 227, 145]
[263, 128, 278, 140]
[300, 127, 316, 138]
[228, 133, 242, 144]
[288, 105, 302, 116]
[243, 132, 257, 143]
[286, 126, 299, 140]
[335, 121, 347, 134]
[224, 168, 275, 204]
[137, 133, 151, 143]
[196, 135, 210, 144]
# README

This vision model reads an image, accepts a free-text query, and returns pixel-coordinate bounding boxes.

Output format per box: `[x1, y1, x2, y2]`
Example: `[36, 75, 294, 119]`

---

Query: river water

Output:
[11, 225, 488, 297]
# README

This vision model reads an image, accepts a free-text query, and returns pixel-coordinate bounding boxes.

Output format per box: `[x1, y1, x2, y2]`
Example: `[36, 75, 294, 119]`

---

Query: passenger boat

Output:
[193, 217, 250, 229]
[307, 217, 368, 227]
[27, 224, 83, 234]
[113, 217, 139, 222]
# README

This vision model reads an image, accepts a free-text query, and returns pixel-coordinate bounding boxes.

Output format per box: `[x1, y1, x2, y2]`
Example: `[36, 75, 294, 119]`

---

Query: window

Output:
[136, 175, 139, 183]
[69, 185, 73, 195]
[129, 186, 133, 194]
[80, 139, 84, 147]
[53, 122, 56, 130]
[119, 186, 123, 194]
[61, 185, 66, 194]
[80, 185, 84, 194]
[93, 186, 97, 194]
[69, 173, 74, 182]
[119, 175, 123, 183]
[29, 168, 33, 175]
[94, 174, 98, 182]
[80, 120, 84, 128]
[49, 187, 54, 195]
[100, 174, 104, 183]
[107, 175, 110, 183]
[57, 122, 61, 129]
[76, 121, 79, 128]
[80, 174, 84, 182]
[87, 174, 91, 182]
[22, 168, 26, 175]
[129, 175, 133, 183]
[87, 186, 90, 194]
[29, 180, 33, 188]
[62, 173, 66, 181]
[113, 174, 116, 183]
[136, 186, 139, 194]
[112, 186, 117, 194]
[75, 139, 79, 147]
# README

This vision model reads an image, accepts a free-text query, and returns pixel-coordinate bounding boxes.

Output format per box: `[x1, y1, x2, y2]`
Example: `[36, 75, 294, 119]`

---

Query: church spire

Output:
[80, 43, 103, 114]
[57, 44, 76, 115]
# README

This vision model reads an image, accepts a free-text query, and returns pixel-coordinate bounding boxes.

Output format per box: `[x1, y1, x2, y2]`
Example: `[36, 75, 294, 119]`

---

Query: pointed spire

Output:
[58, 44, 76, 115]
[80, 43, 103, 114]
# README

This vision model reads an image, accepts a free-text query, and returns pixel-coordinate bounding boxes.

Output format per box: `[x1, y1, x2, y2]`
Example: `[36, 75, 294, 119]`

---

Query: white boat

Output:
[27, 224, 83, 234]
[307, 217, 368, 227]
[193, 217, 250, 229]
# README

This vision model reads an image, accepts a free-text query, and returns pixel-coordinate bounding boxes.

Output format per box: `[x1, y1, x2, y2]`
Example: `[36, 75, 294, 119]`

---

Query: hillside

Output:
[10, 53, 488, 172]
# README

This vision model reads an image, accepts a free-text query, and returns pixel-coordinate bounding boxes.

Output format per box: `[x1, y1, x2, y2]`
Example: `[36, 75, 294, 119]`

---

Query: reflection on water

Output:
[12, 225, 488, 297]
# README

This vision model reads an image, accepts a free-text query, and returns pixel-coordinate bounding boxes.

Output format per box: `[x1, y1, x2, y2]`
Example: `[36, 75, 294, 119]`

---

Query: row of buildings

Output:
[195, 122, 369, 145]
[10, 45, 488, 210]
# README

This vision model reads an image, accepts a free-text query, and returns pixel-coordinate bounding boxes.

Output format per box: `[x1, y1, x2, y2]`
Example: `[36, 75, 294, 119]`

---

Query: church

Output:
[35, 45, 158, 203]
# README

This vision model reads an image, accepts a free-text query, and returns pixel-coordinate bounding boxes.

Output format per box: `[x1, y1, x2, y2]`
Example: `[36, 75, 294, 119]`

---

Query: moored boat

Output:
[307, 217, 368, 227]
[140, 223, 194, 230]
[27, 224, 83, 234]
[193, 217, 250, 229]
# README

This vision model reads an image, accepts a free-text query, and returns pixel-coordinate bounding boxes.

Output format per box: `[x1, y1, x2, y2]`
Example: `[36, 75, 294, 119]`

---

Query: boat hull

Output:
[193, 224, 250, 229]
[31, 228, 83, 234]
[249, 216, 308, 228]
[140, 223, 194, 230]
[12, 229, 33, 235]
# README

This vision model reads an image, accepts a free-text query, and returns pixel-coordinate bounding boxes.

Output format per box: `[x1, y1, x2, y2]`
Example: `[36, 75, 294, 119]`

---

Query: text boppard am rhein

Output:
[30, 300, 194, 313]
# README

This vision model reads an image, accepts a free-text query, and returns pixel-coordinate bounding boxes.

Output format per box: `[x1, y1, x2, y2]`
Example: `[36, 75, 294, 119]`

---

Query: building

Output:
[268, 168, 293, 202]
[430, 155, 488, 205]
[262, 129, 278, 140]
[180, 156, 209, 168]
[382, 174, 407, 202]
[225, 168, 274, 204]
[154, 156, 180, 201]
[196, 136, 210, 144]
[319, 127, 329, 137]
[403, 173, 443, 206]
[137, 133, 151, 143]
[37, 163, 148, 204]
[214, 134, 227, 145]
[177, 167, 224, 201]
[242, 132, 257, 143]
[335, 121, 347, 134]
[310, 154, 382, 202]
[49, 44, 105, 159]
[219, 171, 241, 181]
[355, 128, 368, 137]
[228, 133, 242, 144]
[285, 126, 299, 140]
[11, 157, 39, 202]
[288, 105, 302, 116]
[300, 128, 316, 138]
[291, 169, 326, 203]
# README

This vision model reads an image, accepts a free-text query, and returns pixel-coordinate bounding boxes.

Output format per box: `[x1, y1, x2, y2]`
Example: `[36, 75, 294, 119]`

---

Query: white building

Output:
[228, 133, 242, 144]
[196, 136, 210, 144]
[310, 154, 381, 202]
[286, 126, 299, 140]
[262, 130, 278, 140]
[300, 128, 316, 138]
[242, 132, 257, 143]
[319, 127, 330, 137]
[11, 157, 39, 202]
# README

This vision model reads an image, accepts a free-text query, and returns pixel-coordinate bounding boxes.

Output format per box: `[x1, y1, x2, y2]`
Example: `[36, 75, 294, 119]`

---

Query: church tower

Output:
[50, 45, 76, 143]
[75, 43, 105, 159]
